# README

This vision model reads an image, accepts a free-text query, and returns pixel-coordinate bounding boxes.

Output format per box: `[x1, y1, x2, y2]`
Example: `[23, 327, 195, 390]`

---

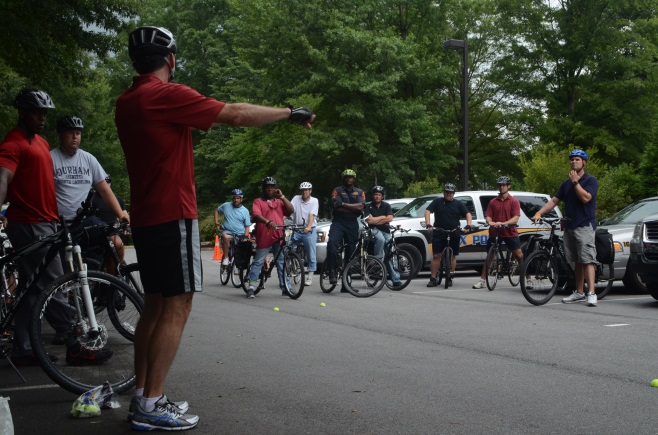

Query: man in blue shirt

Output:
[533, 149, 599, 306]
[215, 189, 251, 266]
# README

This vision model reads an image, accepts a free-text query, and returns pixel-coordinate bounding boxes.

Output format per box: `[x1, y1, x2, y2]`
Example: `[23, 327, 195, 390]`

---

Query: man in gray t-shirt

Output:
[51, 116, 128, 224]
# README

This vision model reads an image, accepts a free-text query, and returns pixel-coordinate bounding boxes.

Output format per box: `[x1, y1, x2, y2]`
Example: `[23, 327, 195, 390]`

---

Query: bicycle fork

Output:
[66, 245, 100, 336]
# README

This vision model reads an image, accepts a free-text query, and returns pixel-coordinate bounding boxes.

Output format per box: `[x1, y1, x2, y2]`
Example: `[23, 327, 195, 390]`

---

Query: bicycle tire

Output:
[443, 248, 453, 289]
[220, 262, 230, 285]
[240, 257, 263, 295]
[119, 262, 144, 298]
[520, 250, 559, 305]
[508, 256, 520, 287]
[485, 248, 499, 291]
[342, 256, 386, 297]
[283, 252, 304, 299]
[591, 263, 614, 299]
[230, 262, 243, 288]
[385, 251, 413, 291]
[30, 270, 143, 394]
[320, 262, 336, 293]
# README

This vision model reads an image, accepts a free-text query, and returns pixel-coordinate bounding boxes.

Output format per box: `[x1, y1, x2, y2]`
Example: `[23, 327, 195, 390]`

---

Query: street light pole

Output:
[443, 39, 469, 191]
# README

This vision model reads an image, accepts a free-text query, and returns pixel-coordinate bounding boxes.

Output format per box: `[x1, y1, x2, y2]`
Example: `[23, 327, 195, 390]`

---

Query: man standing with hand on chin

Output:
[532, 149, 599, 307]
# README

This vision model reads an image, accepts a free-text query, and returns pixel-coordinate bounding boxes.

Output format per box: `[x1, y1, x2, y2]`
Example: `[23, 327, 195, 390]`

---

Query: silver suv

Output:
[316, 190, 561, 277]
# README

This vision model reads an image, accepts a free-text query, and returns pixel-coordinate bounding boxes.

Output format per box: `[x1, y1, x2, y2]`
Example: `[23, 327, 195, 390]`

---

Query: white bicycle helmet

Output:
[299, 182, 312, 189]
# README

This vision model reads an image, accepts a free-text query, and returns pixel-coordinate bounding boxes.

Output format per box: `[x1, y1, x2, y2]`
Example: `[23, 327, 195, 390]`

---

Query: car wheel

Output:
[397, 243, 422, 279]
[648, 282, 658, 301]
[622, 263, 647, 293]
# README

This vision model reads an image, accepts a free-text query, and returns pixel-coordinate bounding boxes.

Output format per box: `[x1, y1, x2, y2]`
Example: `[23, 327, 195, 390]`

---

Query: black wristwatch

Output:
[572, 180, 578, 186]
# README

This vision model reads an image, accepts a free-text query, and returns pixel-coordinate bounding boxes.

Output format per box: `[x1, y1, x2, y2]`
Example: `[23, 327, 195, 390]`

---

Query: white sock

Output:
[134, 388, 144, 398]
[140, 396, 160, 412]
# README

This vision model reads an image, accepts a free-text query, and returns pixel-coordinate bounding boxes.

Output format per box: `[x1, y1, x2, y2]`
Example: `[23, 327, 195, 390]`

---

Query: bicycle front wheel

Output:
[385, 251, 413, 291]
[320, 262, 336, 293]
[508, 256, 520, 287]
[220, 262, 230, 285]
[342, 256, 386, 297]
[591, 262, 614, 299]
[30, 270, 143, 394]
[520, 250, 559, 305]
[283, 252, 304, 299]
[443, 249, 453, 289]
[119, 262, 144, 298]
[230, 262, 243, 288]
[485, 249, 499, 291]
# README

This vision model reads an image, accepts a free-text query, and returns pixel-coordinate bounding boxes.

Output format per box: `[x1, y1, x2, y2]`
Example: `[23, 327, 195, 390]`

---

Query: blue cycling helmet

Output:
[569, 149, 588, 161]
[231, 189, 244, 197]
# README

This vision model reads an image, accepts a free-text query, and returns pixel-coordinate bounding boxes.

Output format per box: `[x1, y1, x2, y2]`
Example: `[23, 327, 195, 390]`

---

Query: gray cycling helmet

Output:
[231, 189, 244, 197]
[57, 116, 84, 133]
[299, 181, 312, 189]
[129, 26, 177, 63]
[496, 176, 512, 185]
[261, 176, 277, 188]
[443, 183, 456, 192]
[371, 185, 385, 195]
[13, 89, 55, 110]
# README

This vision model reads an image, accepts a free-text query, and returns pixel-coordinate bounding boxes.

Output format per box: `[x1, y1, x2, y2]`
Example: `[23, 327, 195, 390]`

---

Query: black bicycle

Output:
[520, 218, 614, 305]
[382, 225, 414, 291]
[426, 225, 471, 289]
[484, 224, 521, 291]
[220, 234, 251, 288]
[240, 224, 306, 299]
[0, 191, 142, 394]
[320, 238, 347, 293]
[341, 225, 387, 297]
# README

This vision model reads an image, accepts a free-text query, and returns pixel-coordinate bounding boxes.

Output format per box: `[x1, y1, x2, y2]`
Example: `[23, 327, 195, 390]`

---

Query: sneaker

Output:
[131, 403, 199, 431]
[246, 287, 255, 299]
[222, 258, 229, 266]
[472, 280, 486, 289]
[66, 342, 113, 366]
[525, 280, 534, 290]
[305, 275, 312, 286]
[329, 271, 337, 285]
[446, 278, 453, 287]
[128, 394, 190, 421]
[426, 278, 438, 288]
[280, 286, 289, 296]
[562, 291, 587, 304]
[587, 292, 597, 307]
[11, 352, 58, 367]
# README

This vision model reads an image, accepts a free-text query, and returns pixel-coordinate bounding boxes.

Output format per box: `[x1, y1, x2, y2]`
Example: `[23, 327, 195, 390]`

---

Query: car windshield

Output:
[604, 198, 658, 225]
[394, 196, 438, 218]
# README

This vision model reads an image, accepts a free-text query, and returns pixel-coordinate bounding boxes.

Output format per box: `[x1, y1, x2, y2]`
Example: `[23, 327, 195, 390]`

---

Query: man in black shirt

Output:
[424, 183, 472, 287]
[365, 185, 401, 287]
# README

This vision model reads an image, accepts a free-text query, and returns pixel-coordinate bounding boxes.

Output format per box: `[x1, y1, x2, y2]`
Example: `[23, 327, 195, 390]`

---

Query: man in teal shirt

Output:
[214, 189, 251, 265]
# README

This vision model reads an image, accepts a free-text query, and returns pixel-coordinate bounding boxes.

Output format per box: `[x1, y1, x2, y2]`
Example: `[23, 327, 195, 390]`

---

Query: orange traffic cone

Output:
[213, 235, 222, 261]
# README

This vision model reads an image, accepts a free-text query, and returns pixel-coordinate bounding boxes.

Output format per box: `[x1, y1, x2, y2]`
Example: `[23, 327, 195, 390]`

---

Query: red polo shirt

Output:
[485, 194, 520, 238]
[115, 75, 225, 227]
[0, 128, 59, 224]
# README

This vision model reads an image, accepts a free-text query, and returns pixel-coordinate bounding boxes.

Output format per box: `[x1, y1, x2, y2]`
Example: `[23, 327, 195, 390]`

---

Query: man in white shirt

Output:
[291, 182, 318, 286]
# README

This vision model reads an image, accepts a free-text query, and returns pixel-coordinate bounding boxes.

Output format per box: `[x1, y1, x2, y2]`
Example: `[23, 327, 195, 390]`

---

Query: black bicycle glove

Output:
[289, 107, 314, 126]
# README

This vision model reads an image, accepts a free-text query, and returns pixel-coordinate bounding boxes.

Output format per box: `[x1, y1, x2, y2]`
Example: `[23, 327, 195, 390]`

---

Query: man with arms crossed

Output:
[116, 26, 314, 430]
[473, 176, 523, 289]
[532, 149, 599, 307]
[364, 185, 401, 288]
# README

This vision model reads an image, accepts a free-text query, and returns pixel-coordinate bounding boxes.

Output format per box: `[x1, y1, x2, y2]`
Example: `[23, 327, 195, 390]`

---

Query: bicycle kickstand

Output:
[0, 346, 27, 383]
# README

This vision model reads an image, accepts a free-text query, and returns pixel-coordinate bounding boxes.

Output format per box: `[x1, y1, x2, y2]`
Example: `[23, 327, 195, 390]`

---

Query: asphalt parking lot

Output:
[3, 248, 658, 434]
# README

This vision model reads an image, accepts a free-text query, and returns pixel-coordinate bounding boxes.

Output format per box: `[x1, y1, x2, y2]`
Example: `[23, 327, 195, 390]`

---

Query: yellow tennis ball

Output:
[273, 307, 279, 312]
[320, 303, 326, 307]
[651, 379, 658, 387]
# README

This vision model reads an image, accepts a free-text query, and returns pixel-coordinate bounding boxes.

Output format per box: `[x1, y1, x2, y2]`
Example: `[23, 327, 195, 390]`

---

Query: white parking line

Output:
[605, 324, 630, 327]
[413, 289, 466, 294]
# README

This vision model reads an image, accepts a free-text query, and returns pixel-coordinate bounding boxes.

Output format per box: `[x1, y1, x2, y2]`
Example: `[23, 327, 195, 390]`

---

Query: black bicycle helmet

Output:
[496, 176, 512, 185]
[128, 26, 177, 63]
[261, 177, 277, 188]
[371, 185, 385, 195]
[56, 116, 84, 133]
[444, 183, 456, 192]
[13, 89, 55, 110]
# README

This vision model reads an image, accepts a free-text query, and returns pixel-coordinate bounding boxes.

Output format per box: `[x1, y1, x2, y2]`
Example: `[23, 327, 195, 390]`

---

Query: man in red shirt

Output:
[116, 26, 314, 431]
[0, 89, 112, 367]
[473, 176, 523, 289]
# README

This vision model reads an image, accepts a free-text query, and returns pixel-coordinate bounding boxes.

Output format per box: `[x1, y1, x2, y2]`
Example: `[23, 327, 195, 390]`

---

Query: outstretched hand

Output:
[289, 107, 315, 128]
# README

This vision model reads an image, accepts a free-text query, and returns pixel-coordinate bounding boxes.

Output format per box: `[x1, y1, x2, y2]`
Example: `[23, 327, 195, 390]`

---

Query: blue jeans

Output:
[291, 228, 317, 272]
[247, 243, 287, 288]
[371, 229, 400, 283]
